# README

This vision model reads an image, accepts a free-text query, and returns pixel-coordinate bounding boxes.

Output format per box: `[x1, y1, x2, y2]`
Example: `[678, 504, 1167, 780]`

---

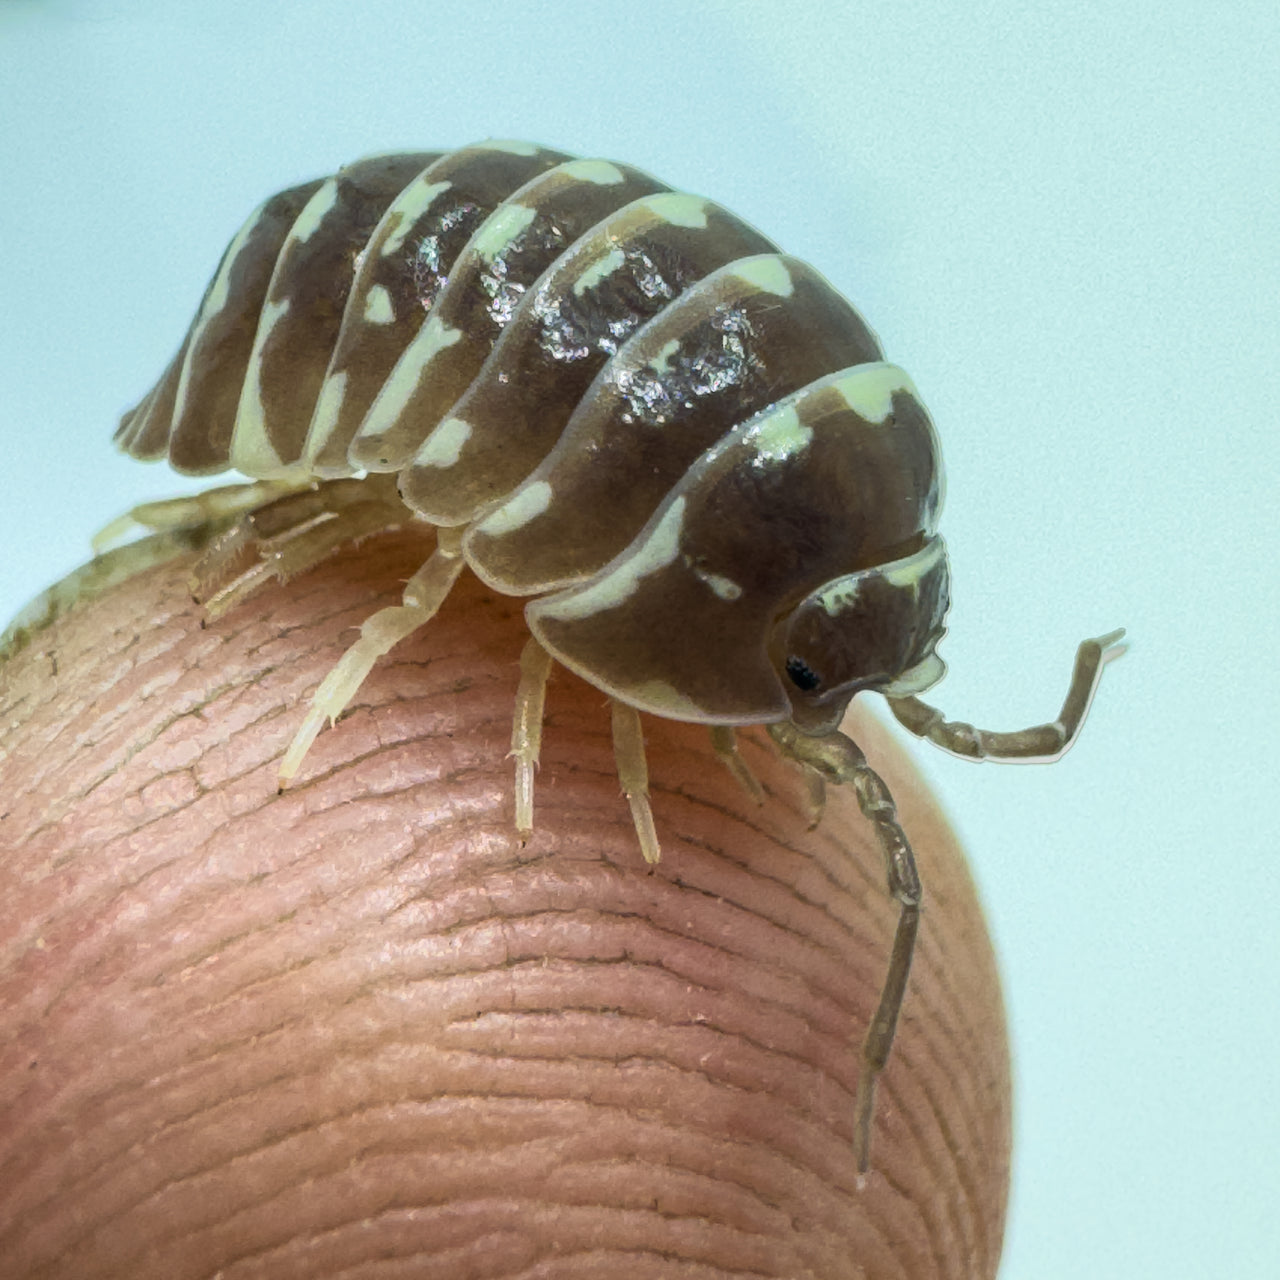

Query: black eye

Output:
[785, 656, 822, 692]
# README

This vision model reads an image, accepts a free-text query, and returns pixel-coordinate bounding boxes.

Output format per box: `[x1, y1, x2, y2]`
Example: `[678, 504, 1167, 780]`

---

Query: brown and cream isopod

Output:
[108, 138, 1124, 1173]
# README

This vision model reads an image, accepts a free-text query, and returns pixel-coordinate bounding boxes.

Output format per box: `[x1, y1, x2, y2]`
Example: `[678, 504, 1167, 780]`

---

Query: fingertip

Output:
[0, 530, 1011, 1278]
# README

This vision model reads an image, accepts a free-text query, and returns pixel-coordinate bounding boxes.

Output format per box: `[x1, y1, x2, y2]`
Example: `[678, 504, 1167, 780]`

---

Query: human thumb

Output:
[0, 527, 1010, 1278]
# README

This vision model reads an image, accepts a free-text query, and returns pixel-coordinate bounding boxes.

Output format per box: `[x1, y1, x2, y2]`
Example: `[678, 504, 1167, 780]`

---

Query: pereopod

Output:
[108, 140, 1124, 1171]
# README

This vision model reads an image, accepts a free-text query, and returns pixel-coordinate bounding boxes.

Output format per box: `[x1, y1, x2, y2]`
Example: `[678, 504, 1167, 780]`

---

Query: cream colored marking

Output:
[882, 538, 945, 589]
[477, 139, 540, 156]
[173, 207, 268, 423]
[688, 560, 742, 602]
[746, 403, 812, 464]
[471, 202, 539, 262]
[647, 338, 681, 376]
[476, 480, 553, 537]
[363, 283, 395, 324]
[561, 159, 626, 186]
[573, 246, 627, 296]
[817, 575, 862, 617]
[203, 204, 266, 321]
[537, 497, 686, 623]
[415, 416, 473, 469]
[642, 193, 710, 229]
[380, 178, 454, 257]
[306, 370, 349, 452]
[882, 652, 947, 696]
[413, 315, 464, 364]
[630, 679, 710, 720]
[733, 255, 794, 297]
[288, 179, 339, 244]
[229, 293, 291, 475]
[834, 362, 919, 424]
[357, 319, 463, 448]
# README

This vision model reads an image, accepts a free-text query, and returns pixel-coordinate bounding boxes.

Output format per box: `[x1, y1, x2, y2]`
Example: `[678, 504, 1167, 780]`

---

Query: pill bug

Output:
[109, 138, 1125, 1172]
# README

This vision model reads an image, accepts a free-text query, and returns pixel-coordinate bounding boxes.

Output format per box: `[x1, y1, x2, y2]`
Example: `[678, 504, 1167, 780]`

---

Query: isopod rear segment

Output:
[111, 141, 1124, 1173]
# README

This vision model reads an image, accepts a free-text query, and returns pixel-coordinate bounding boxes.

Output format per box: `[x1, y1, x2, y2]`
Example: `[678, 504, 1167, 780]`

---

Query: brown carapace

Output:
[108, 140, 1125, 1173]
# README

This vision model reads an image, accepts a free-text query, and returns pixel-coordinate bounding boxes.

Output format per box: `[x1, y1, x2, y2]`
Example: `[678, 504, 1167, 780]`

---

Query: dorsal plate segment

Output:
[114, 179, 325, 472]
[341, 157, 670, 477]
[227, 151, 437, 478]
[527, 363, 943, 723]
[300, 142, 573, 477]
[465, 253, 884, 595]
[397, 192, 778, 527]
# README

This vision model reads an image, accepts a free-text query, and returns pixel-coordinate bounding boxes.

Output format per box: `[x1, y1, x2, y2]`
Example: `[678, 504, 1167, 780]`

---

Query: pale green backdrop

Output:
[2, 2, 1276, 1275]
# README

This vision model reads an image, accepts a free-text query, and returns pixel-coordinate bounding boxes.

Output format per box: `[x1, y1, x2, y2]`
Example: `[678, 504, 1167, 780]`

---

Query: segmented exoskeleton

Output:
[111, 139, 1124, 1171]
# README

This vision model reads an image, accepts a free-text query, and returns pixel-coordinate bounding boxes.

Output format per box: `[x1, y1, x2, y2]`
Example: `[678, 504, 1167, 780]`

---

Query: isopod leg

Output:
[708, 726, 765, 805]
[800, 764, 827, 830]
[764, 729, 826, 826]
[92, 477, 310, 553]
[195, 476, 406, 616]
[767, 720, 922, 1174]
[202, 500, 407, 620]
[887, 628, 1126, 761]
[510, 637, 555, 837]
[279, 526, 467, 787]
[610, 701, 661, 865]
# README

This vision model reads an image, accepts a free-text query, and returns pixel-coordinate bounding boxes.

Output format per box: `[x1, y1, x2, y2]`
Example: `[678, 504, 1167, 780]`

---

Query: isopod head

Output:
[774, 537, 951, 735]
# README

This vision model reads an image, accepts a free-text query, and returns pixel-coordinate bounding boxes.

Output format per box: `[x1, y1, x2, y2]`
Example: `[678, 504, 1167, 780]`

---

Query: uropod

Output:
[108, 140, 1125, 1173]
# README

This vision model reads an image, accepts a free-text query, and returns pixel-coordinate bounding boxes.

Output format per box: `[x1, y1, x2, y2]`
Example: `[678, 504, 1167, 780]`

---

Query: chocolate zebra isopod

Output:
[106, 139, 1125, 1172]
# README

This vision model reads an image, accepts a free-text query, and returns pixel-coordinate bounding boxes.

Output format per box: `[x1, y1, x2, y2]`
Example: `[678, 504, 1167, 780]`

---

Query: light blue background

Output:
[2, 2, 1276, 1275]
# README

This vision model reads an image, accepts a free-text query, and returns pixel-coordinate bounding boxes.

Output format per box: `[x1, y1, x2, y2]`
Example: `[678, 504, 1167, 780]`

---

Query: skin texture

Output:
[0, 528, 1011, 1280]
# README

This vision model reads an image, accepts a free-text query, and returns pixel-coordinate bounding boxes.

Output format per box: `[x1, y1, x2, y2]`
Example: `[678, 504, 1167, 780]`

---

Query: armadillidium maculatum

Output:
[109, 139, 1124, 1172]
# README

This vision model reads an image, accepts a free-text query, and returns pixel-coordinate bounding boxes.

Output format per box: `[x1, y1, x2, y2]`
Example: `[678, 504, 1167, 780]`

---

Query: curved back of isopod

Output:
[111, 139, 1124, 1175]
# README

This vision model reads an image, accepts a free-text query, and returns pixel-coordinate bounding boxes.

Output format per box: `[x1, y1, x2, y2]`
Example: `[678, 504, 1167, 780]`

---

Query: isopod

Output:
[109, 139, 1124, 1172]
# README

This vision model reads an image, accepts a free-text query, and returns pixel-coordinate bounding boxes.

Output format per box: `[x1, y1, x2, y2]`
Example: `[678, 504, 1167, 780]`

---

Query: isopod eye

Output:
[785, 656, 822, 692]
[773, 537, 952, 732]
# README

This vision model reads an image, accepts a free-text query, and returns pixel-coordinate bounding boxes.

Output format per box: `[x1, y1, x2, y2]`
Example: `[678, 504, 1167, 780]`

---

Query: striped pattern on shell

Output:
[108, 139, 1123, 1176]
[115, 138, 948, 728]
